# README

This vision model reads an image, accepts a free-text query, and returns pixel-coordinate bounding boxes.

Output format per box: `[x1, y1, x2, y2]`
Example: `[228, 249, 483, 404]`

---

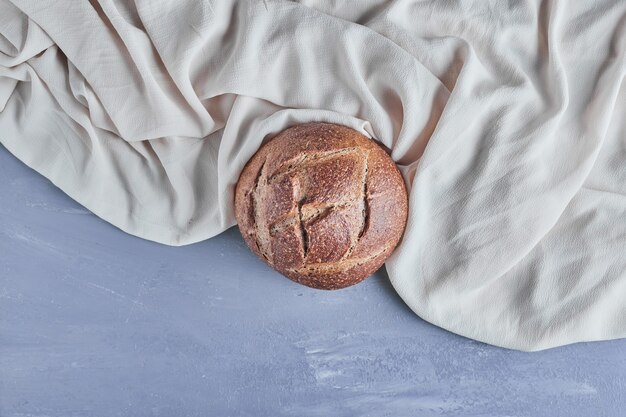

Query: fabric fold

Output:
[1, 0, 625, 350]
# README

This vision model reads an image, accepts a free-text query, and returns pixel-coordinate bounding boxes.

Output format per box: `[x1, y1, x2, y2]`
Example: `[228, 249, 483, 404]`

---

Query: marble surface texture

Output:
[1, 144, 625, 417]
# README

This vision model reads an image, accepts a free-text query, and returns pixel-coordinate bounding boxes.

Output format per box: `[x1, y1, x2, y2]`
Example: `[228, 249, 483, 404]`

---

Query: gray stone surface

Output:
[1, 144, 625, 417]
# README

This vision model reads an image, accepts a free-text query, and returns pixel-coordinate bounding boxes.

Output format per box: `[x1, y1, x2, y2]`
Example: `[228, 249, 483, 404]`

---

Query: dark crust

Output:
[234, 122, 408, 290]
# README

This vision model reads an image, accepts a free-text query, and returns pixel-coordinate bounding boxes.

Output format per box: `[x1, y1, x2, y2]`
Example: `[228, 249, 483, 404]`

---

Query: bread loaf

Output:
[234, 122, 408, 290]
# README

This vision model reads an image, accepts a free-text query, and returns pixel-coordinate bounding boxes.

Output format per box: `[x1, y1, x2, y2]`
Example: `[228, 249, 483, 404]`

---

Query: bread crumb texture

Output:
[235, 123, 408, 290]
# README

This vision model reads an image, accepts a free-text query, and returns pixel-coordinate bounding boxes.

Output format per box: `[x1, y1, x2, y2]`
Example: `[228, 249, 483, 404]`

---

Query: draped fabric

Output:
[1, 0, 624, 351]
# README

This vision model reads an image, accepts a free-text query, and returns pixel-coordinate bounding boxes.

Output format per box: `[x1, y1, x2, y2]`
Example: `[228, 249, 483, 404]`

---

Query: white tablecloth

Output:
[1, 0, 625, 350]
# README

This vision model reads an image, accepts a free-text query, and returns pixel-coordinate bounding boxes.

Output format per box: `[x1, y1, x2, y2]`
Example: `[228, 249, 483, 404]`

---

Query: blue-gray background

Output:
[1, 144, 625, 417]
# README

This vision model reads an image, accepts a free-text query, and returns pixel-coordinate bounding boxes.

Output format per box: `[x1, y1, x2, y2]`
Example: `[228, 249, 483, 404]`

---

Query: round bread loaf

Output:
[234, 122, 408, 290]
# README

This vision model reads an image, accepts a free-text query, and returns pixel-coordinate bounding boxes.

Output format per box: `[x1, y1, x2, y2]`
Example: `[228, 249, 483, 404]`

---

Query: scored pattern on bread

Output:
[268, 147, 364, 183]
[235, 122, 408, 290]
[249, 148, 369, 265]
[286, 242, 394, 275]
